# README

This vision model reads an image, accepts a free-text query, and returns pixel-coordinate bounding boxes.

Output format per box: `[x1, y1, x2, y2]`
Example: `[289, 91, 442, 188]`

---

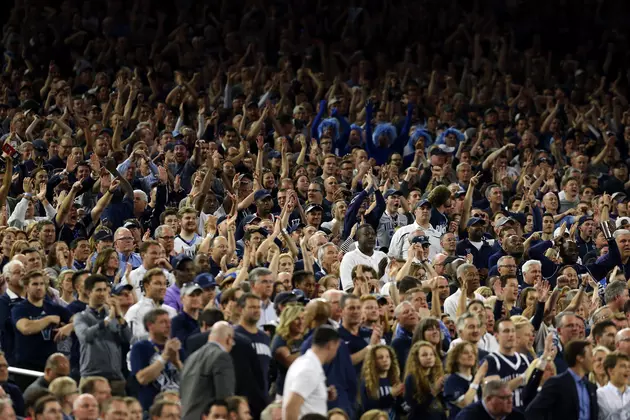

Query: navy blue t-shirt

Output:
[360, 376, 400, 416]
[130, 340, 186, 410]
[171, 312, 200, 351]
[11, 300, 71, 370]
[338, 325, 372, 374]
[234, 326, 271, 394]
[270, 334, 303, 396]
[443, 373, 479, 419]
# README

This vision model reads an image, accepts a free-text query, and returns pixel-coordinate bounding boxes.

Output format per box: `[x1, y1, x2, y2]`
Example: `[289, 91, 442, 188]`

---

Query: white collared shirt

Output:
[597, 382, 630, 420]
[124, 297, 177, 342]
[257, 299, 278, 328]
[443, 288, 486, 321]
[339, 247, 387, 291]
[388, 221, 441, 260]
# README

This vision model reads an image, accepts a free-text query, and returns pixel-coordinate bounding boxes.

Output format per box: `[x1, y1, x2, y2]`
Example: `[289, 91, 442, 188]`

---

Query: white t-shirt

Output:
[283, 349, 327, 418]
[339, 248, 387, 291]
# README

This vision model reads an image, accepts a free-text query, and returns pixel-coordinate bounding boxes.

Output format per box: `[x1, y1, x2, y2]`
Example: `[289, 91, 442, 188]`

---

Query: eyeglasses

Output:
[116, 237, 134, 242]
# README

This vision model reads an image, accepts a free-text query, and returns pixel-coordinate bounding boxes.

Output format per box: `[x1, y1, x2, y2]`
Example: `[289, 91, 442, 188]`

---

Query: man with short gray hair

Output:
[521, 260, 542, 286]
[443, 263, 485, 320]
[456, 380, 524, 420]
[249, 268, 277, 327]
[604, 280, 629, 313]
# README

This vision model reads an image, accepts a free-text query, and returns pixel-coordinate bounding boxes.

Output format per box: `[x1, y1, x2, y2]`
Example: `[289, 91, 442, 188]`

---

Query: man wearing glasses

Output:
[114, 227, 142, 275]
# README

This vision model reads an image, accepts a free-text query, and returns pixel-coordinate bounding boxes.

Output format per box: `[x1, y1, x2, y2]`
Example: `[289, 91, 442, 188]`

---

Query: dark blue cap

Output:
[33, 139, 48, 151]
[242, 214, 262, 225]
[578, 215, 594, 226]
[195, 273, 217, 289]
[111, 284, 133, 295]
[173, 254, 193, 270]
[268, 150, 281, 159]
[411, 235, 430, 245]
[384, 189, 403, 199]
[467, 217, 485, 227]
[172, 131, 183, 138]
[415, 199, 431, 209]
[274, 291, 299, 306]
[305, 204, 323, 213]
[288, 222, 305, 234]
[254, 190, 272, 201]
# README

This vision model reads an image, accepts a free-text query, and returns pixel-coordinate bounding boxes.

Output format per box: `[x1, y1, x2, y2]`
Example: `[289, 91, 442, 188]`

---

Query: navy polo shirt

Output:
[339, 325, 372, 374]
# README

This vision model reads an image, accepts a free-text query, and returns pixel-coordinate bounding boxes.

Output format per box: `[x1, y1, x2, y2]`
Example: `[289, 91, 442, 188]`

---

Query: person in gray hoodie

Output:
[74, 274, 132, 396]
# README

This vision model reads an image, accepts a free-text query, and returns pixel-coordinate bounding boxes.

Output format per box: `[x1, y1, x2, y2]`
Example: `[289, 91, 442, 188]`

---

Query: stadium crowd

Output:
[3, 0, 630, 419]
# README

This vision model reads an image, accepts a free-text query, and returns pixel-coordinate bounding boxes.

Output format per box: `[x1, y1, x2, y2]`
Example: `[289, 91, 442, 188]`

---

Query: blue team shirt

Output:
[339, 325, 372, 374]
[129, 340, 186, 410]
[66, 300, 87, 376]
[443, 373, 479, 419]
[11, 300, 71, 370]
[170, 312, 200, 352]
[234, 326, 271, 395]
[482, 352, 530, 409]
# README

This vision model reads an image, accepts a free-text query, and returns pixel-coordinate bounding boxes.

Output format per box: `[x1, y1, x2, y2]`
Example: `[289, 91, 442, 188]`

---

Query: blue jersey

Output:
[11, 300, 71, 370]
[234, 326, 271, 395]
[482, 351, 530, 409]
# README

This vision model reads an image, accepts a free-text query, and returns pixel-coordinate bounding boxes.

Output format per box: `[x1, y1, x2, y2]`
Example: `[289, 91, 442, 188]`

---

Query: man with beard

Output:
[168, 140, 197, 192]
[174, 207, 203, 255]
[456, 217, 494, 275]
[252, 190, 275, 221]
[376, 189, 408, 252]
[340, 225, 387, 292]
[575, 215, 596, 259]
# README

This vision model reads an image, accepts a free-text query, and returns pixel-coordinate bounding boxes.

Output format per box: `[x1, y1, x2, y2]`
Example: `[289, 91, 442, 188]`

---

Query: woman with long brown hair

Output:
[403, 341, 446, 420]
[359, 344, 403, 417]
[412, 317, 445, 362]
[92, 247, 119, 283]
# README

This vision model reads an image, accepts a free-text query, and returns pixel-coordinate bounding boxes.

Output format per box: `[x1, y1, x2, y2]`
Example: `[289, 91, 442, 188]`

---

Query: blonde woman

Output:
[403, 341, 446, 420]
[359, 345, 403, 416]
[511, 315, 536, 360]
[474, 286, 492, 299]
[270, 304, 305, 397]
[590, 345, 611, 388]
[48, 376, 78, 419]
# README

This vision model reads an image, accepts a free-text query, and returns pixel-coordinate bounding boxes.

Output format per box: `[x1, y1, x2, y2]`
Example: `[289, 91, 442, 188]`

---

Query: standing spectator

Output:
[443, 343, 487, 419]
[553, 312, 584, 373]
[377, 190, 408, 251]
[391, 301, 420, 372]
[23, 353, 69, 402]
[359, 344, 404, 417]
[234, 293, 271, 398]
[338, 293, 382, 374]
[170, 283, 203, 347]
[113, 228, 142, 272]
[125, 268, 177, 342]
[163, 255, 194, 312]
[180, 321, 236, 420]
[340, 225, 387, 292]
[283, 325, 341, 420]
[130, 308, 184, 411]
[443, 264, 485, 320]
[12, 270, 71, 371]
[73, 275, 132, 396]
[0, 259, 25, 364]
[174, 208, 202, 255]
[525, 340, 598, 420]
[597, 352, 630, 419]
[403, 340, 447, 420]
[248, 268, 277, 327]
[482, 319, 531, 410]
[125, 240, 175, 300]
[270, 304, 306, 397]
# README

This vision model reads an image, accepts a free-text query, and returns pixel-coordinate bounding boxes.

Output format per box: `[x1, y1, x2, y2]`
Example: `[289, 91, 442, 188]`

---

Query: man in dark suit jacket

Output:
[456, 380, 524, 420]
[186, 310, 268, 419]
[525, 340, 598, 420]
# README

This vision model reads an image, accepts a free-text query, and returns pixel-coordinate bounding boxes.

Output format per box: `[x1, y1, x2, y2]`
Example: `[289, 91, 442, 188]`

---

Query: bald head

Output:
[209, 321, 235, 351]
[44, 353, 70, 380]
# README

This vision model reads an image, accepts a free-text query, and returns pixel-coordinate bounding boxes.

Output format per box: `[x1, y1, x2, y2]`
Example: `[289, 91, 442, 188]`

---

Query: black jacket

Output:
[525, 370, 598, 420]
[186, 331, 269, 419]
